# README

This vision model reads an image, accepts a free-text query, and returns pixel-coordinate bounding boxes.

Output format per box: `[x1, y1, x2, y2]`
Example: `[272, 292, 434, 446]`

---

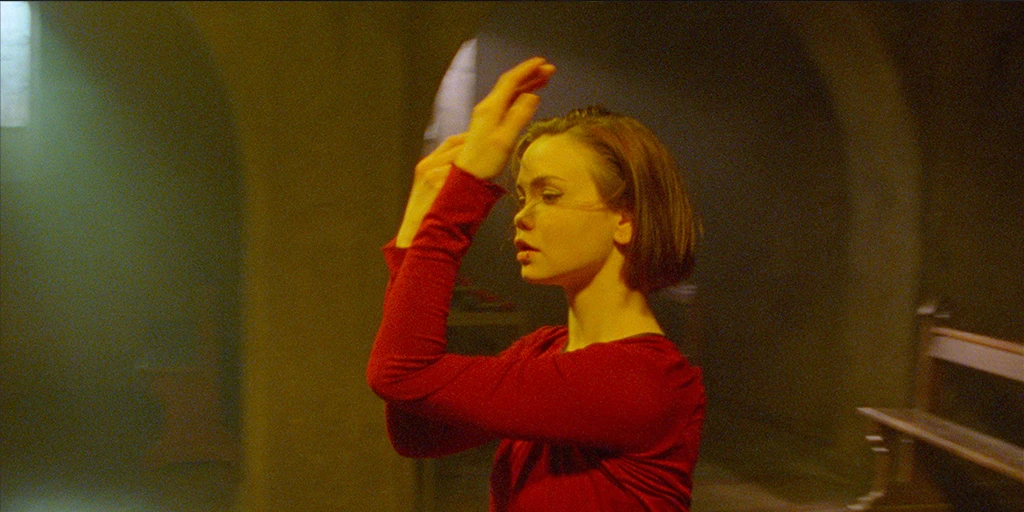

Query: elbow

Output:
[368, 381, 397, 403]
[366, 359, 419, 402]
[392, 442, 429, 459]
[367, 351, 440, 402]
[366, 362, 396, 401]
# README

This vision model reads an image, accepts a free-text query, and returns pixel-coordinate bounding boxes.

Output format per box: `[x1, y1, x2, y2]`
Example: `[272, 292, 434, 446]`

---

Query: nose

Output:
[513, 201, 535, 230]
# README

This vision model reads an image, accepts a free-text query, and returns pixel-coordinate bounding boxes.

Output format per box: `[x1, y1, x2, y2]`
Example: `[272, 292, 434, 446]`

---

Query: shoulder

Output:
[576, 335, 703, 390]
[501, 325, 567, 358]
[561, 335, 705, 448]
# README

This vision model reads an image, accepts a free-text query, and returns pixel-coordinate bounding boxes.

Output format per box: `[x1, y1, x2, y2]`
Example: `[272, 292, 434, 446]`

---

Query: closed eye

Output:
[541, 191, 562, 204]
[515, 175, 568, 209]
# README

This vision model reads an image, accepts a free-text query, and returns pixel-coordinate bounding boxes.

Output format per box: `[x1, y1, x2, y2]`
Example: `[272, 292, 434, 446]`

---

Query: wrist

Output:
[396, 181, 444, 248]
[453, 155, 504, 182]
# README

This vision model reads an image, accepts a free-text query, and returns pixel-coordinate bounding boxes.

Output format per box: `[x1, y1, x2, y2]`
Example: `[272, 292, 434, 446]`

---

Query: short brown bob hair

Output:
[510, 106, 699, 294]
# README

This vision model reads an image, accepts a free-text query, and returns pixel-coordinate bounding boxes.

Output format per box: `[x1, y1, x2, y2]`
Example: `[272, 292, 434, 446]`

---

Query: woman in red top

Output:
[367, 57, 705, 511]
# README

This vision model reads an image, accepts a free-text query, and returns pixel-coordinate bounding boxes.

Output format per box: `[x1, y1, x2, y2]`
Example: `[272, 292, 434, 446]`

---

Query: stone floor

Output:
[1, 413, 861, 512]
[420, 441, 858, 512]
[0, 456, 855, 512]
[691, 459, 853, 512]
[0, 460, 238, 512]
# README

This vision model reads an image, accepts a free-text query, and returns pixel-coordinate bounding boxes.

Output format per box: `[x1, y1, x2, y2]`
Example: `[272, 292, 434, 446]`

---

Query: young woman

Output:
[367, 57, 705, 511]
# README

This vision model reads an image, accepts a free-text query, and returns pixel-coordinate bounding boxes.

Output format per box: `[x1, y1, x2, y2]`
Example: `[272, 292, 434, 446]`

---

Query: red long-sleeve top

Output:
[367, 167, 706, 511]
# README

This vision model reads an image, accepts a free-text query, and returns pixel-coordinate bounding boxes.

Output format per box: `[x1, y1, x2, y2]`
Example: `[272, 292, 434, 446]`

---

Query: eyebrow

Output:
[515, 175, 568, 191]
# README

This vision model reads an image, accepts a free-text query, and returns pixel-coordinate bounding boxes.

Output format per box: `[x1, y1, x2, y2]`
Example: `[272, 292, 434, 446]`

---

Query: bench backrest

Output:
[928, 328, 1024, 382]
[914, 313, 1024, 411]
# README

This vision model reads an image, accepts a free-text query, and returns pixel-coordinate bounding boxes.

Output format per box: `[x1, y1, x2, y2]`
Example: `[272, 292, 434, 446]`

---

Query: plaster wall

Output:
[2, 3, 1019, 510]
[185, 2, 491, 509]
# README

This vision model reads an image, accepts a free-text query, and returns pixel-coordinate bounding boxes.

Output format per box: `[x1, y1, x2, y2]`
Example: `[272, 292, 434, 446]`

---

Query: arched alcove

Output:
[184, 3, 493, 510]
[772, 1, 923, 475]
[429, 1, 921, 487]
[462, 0, 848, 447]
[0, 2, 242, 507]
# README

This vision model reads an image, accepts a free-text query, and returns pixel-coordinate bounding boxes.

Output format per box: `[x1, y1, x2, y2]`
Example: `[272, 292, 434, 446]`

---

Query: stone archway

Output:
[773, 2, 923, 474]
[184, 3, 492, 510]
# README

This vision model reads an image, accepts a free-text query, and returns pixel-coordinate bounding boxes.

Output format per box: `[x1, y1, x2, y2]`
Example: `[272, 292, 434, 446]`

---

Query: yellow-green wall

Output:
[1, 2, 1020, 511]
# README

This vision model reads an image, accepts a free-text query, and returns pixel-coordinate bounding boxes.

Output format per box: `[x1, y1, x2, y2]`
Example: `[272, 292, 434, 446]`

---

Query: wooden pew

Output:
[849, 303, 1024, 511]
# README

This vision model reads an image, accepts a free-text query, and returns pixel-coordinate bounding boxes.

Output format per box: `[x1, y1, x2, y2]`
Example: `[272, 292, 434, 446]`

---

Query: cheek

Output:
[535, 210, 578, 241]
[541, 212, 616, 253]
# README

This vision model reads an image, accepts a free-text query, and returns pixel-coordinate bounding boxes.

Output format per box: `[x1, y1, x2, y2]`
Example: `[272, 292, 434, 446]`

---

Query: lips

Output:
[514, 239, 538, 263]
[514, 239, 538, 252]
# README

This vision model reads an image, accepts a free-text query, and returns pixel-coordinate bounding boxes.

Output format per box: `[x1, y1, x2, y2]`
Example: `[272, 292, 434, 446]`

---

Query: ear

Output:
[613, 210, 633, 246]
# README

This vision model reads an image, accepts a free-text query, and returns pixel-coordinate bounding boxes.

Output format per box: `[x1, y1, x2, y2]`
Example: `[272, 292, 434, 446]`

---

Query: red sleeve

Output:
[381, 240, 406, 305]
[384, 403, 495, 458]
[380, 241, 499, 458]
[370, 167, 506, 457]
[367, 166, 704, 454]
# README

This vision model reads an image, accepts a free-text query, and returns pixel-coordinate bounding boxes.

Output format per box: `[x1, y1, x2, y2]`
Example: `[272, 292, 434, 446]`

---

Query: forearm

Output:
[395, 176, 446, 248]
[367, 168, 505, 400]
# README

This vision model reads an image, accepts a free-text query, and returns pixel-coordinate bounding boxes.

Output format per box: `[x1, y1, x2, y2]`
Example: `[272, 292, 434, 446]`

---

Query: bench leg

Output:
[848, 427, 951, 511]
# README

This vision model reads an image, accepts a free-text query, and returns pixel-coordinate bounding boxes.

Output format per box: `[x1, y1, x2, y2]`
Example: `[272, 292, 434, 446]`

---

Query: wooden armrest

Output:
[857, 407, 1024, 484]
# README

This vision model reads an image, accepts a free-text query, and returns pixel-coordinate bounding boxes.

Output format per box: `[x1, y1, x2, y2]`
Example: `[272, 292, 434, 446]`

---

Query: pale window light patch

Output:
[1, 1, 32, 127]
[423, 38, 477, 155]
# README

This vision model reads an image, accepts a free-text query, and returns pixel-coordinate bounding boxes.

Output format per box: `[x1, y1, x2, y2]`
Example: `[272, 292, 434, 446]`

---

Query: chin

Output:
[520, 272, 542, 284]
[520, 269, 552, 285]
[520, 270, 568, 289]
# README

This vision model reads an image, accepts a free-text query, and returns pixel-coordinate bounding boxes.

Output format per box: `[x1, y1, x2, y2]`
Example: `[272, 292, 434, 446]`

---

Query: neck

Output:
[563, 271, 663, 352]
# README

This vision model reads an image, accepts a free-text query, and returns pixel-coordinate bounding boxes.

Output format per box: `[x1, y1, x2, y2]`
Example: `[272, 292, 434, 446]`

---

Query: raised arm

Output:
[392, 56, 554, 248]
[370, 57, 556, 457]
[371, 164, 704, 454]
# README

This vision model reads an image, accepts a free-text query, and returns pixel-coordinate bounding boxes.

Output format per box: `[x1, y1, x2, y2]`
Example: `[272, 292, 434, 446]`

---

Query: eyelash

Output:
[516, 191, 562, 208]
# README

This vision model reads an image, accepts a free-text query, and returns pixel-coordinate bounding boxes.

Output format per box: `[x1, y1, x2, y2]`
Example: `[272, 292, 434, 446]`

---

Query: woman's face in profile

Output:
[513, 134, 628, 291]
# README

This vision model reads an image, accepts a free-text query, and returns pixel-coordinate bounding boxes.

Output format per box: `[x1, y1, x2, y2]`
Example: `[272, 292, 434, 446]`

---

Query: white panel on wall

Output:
[423, 38, 477, 154]
[1, 1, 32, 127]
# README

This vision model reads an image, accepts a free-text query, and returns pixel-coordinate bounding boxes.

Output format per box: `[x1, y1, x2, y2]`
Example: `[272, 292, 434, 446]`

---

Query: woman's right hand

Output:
[454, 57, 556, 181]
[395, 133, 466, 247]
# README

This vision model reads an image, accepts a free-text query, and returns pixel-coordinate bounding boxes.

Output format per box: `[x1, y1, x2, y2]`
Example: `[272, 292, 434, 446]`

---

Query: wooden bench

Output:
[849, 303, 1024, 511]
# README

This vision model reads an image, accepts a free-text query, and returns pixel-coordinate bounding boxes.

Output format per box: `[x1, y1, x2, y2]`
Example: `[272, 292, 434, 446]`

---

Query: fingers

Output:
[486, 58, 555, 113]
[453, 57, 555, 180]
[495, 93, 541, 141]
[470, 59, 553, 143]
[434, 132, 467, 153]
[430, 142, 463, 167]
[494, 57, 547, 95]
[515, 64, 557, 96]
[428, 135, 465, 164]
[417, 133, 466, 177]
[419, 143, 462, 170]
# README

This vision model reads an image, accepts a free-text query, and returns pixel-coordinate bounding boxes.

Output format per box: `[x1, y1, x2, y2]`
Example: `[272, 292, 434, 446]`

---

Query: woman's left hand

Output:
[454, 57, 556, 181]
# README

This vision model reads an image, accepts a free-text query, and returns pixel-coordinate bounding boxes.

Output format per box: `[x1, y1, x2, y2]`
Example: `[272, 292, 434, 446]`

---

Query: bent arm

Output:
[368, 167, 505, 398]
[368, 167, 505, 455]
[378, 224, 500, 458]
[385, 336, 704, 453]
[370, 168, 703, 454]
[370, 55, 553, 453]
